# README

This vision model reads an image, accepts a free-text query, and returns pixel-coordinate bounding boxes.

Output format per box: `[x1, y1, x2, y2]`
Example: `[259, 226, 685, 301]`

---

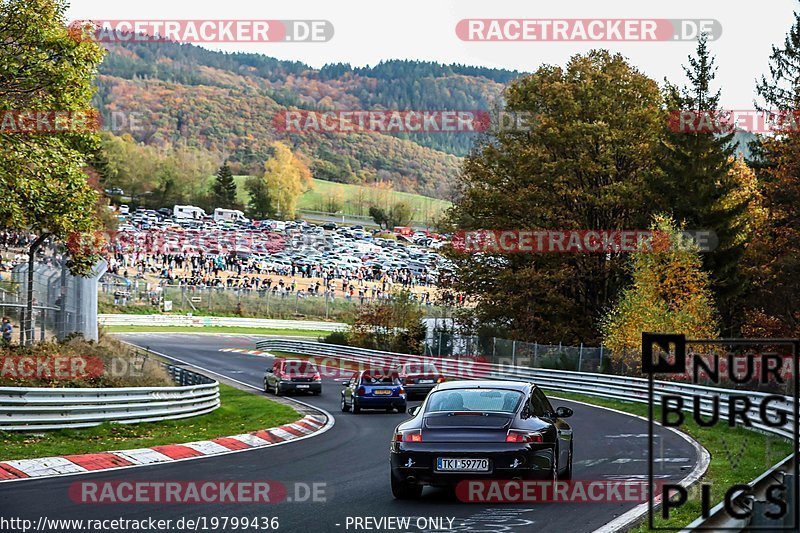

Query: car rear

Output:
[399, 363, 445, 399]
[277, 360, 322, 394]
[391, 387, 555, 489]
[355, 373, 406, 410]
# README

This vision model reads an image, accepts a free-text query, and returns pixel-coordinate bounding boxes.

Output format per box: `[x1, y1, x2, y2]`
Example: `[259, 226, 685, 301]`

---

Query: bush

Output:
[320, 331, 349, 346]
[0, 334, 173, 388]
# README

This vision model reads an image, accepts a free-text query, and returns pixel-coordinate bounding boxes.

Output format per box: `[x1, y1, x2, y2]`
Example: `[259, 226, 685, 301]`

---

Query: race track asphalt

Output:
[0, 333, 702, 533]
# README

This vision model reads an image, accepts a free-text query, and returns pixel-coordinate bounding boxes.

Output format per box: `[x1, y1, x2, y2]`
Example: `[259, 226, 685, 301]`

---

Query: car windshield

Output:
[426, 389, 523, 413]
[283, 361, 318, 375]
[403, 363, 439, 374]
[360, 372, 399, 385]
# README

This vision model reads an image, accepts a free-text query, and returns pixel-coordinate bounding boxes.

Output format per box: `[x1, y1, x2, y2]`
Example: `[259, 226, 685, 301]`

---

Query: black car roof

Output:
[434, 380, 532, 392]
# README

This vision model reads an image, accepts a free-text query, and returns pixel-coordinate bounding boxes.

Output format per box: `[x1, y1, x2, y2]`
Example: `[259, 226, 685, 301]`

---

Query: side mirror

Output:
[265, 368, 273, 373]
[407, 406, 420, 416]
[555, 406, 573, 418]
[341, 380, 350, 386]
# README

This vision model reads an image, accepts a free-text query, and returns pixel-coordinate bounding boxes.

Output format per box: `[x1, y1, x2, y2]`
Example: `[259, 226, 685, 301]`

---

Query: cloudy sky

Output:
[67, 0, 798, 108]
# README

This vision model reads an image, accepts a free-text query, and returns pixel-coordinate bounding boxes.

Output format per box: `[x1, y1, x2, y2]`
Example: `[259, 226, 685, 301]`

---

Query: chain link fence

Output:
[98, 278, 446, 321]
[423, 328, 607, 373]
[0, 238, 106, 343]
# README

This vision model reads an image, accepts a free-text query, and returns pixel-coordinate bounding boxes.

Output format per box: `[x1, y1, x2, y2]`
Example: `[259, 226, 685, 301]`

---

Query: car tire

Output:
[275, 384, 283, 396]
[563, 442, 573, 480]
[391, 472, 423, 499]
[550, 447, 559, 483]
[352, 400, 361, 414]
[340, 395, 350, 412]
[263, 380, 269, 393]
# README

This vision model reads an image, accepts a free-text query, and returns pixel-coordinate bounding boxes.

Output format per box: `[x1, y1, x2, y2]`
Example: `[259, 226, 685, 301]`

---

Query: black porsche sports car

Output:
[389, 380, 573, 499]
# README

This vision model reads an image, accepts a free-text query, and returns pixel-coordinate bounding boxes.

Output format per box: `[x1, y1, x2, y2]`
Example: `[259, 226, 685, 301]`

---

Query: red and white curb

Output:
[0, 414, 326, 482]
[220, 347, 272, 356]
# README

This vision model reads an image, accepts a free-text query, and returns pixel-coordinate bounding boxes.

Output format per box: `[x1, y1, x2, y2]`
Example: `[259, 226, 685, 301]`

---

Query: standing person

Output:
[2, 317, 12, 345]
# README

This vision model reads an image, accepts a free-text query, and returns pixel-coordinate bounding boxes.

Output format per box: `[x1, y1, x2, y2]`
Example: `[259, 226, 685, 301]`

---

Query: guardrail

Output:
[255, 339, 796, 530]
[0, 363, 220, 431]
[99, 314, 346, 331]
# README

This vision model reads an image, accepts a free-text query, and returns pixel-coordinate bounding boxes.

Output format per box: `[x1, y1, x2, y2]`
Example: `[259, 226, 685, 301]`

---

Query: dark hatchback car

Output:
[396, 362, 445, 400]
[264, 359, 322, 395]
[390, 380, 573, 499]
[341, 369, 407, 413]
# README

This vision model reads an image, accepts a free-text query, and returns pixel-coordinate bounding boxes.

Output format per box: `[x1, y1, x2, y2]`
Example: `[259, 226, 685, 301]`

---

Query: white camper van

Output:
[213, 208, 249, 224]
[173, 205, 207, 220]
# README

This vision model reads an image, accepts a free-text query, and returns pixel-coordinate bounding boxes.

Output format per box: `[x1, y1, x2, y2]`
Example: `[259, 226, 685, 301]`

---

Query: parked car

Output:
[390, 380, 574, 499]
[396, 362, 445, 400]
[264, 359, 322, 395]
[341, 369, 406, 413]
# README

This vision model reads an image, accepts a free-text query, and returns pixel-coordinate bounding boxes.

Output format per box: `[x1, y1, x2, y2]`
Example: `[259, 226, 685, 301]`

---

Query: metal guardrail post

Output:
[784, 474, 796, 528]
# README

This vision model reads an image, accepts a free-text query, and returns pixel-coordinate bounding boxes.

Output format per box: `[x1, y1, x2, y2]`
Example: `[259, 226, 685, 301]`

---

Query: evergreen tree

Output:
[245, 175, 274, 219]
[212, 162, 238, 209]
[653, 33, 748, 333]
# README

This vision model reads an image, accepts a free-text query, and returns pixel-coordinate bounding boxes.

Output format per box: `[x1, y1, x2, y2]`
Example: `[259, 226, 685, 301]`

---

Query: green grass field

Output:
[104, 325, 333, 337]
[234, 176, 450, 221]
[0, 383, 299, 461]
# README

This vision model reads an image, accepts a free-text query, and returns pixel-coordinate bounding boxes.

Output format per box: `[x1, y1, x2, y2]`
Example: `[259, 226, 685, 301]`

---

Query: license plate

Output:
[418, 379, 434, 384]
[374, 389, 392, 395]
[437, 458, 490, 472]
[296, 385, 309, 389]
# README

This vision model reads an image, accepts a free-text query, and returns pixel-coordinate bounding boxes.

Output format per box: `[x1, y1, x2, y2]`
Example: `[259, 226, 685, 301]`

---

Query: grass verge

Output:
[0, 383, 298, 461]
[544, 390, 792, 531]
[104, 325, 332, 337]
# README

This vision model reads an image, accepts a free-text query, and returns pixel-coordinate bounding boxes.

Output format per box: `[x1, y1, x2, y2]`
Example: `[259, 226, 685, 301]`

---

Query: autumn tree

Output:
[0, 0, 106, 275]
[741, 8, 800, 337]
[263, 142, 311, 220]
[444, 50, 665, 344]
[369, 202, 413, 229]
[653, 34, 748, 332]
[347, 289, 426, 354]
[211, 162, 238, 209]
[601, 215, 719, 373]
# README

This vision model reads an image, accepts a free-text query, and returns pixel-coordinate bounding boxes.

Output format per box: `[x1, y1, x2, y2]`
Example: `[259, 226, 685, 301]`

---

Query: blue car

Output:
[341, 369, 407, 414]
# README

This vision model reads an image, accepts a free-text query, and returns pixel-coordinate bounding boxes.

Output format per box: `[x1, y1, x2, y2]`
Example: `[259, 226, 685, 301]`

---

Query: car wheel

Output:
[275, 384, 282, 396]
[563, 442, 573, 480]
[340, 395, 350, 412]
[263, 380, 269, 393]
[391, 471, 423, 499]
[352, 399, 361, 414]
[550, 447, 559, 483]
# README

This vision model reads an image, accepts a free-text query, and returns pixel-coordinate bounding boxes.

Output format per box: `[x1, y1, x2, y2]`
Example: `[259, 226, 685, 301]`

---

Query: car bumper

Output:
[277, 382, 322, 393]
[403, 383, 438, 397]
[390, 444, 555, 486]
[355, 396, 407, 409]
